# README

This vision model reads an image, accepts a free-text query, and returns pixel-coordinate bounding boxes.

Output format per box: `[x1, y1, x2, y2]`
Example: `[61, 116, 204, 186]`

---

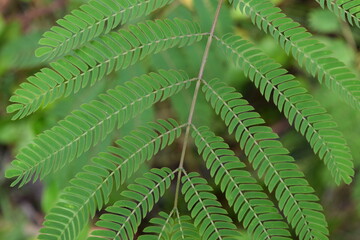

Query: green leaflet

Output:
[7, 18, 205, 120]
[192, 126, 291, 240]
[202, 79, 329, 240]
[316, 0, 360, 28]
[181, 171, 240, 240]
[216, 33, 354, 185]
[140, 210, 177, 240]
[139, 210, 202, 240]
[38, 119, 184, 240]
[88, 167, 176, 240]
[228, 0, 360, 111]
[5, 70, 194, 187]
[36, 0, 175, 59]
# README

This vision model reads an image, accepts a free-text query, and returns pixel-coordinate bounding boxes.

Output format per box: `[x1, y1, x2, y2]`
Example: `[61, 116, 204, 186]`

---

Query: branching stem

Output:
[173, 0, 224, 208]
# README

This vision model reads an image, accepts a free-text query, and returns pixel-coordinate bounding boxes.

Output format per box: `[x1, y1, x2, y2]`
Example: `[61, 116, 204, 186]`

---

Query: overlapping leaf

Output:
[36, 0, 176, 59]
[4, 1, 349, 239]
[139, 210, 201, 240]
[140, 211, 176, 240]
[38, 119, 183, 240]
[6, 70, 194, 187]
[216, 33, 354, 184]
[181, 171, 240, 240]
[228, 0, 360, 111]
[7, 18, 205, 120]
[202, 79, 329, 240]
[192, 126, 291, 240]
[88, 167, 176, 240]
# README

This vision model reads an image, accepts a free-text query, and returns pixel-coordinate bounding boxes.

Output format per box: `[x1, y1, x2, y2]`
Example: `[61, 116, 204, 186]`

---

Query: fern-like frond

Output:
[181, 171, 240, 240]
[7, 19, 205, 120]
[88, 167, 176, 240]
[139, 210, 176, 240]
[36, 0, 175, 59]
[228, 0, 360, 111]
[316, 0, 360, 28]
[139, 210, 202, 240]
[38, 119, 184, 240]
[173, 209, 202, 240]
[202, 79, 329, 240]
[191, 125, 292, 240]
[5, 70, 194, 187]
[216, 34, 354, 184]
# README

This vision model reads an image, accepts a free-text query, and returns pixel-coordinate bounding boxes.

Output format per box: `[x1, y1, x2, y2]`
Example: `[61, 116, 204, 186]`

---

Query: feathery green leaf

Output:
[192, 125, 292, 240]
[38, 119, 184, 240]
[139, 210, 177, 240]
[36, 0, 176, 59]
[88, 167, 176, 240]
[6, 70, 194, 187]
[8, 18, 205, 120]
[316, 0, 360, 28]
[228, 0, 360, 111]
[216, 33, 354, 184]
[139, 210, 202, 240]
[5, 1, 351, 239]
[181, 171, 240, 240]
[202, 79, 329, 240]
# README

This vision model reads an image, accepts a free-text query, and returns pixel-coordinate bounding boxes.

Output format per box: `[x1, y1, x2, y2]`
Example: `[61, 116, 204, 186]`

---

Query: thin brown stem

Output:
[173, 0, 224, 208]
[340, 18, 357, 53]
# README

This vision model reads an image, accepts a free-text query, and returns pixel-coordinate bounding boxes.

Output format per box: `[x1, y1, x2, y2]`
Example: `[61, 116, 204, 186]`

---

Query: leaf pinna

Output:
[216, 34, 354, 184]
[316, 0, 360, 28]
[88, 167, 176, 240]
[36, 0, 176, 59]
[139, 210, 202, 240]
[192, 126, 292, 239]
[228, 0, 360, 111]
[181, 171, 240, 240]
[39, 119, 184, 240]
[202, 79, 329, 239]
[6, 70, 194, 187]
[8, 19, 204, 120]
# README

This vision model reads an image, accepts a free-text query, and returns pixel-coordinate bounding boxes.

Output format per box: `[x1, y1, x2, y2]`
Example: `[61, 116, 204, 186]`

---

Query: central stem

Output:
[173, 0, 224, 208]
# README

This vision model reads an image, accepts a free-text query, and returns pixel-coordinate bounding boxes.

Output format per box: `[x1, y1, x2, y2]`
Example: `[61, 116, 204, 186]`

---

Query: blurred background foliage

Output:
[1, 0, 360, 239]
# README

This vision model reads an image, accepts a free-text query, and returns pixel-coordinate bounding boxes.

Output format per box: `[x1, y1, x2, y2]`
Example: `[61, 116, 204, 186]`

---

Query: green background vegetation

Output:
[1, 0, 360, 239]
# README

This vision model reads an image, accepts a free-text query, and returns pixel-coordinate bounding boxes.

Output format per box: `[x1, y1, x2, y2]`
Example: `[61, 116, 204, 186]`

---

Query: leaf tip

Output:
[35, 47, 51, 58]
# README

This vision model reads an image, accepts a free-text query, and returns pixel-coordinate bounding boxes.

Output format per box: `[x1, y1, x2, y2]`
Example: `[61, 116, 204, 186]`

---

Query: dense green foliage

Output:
[1, 0, 360, 240]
